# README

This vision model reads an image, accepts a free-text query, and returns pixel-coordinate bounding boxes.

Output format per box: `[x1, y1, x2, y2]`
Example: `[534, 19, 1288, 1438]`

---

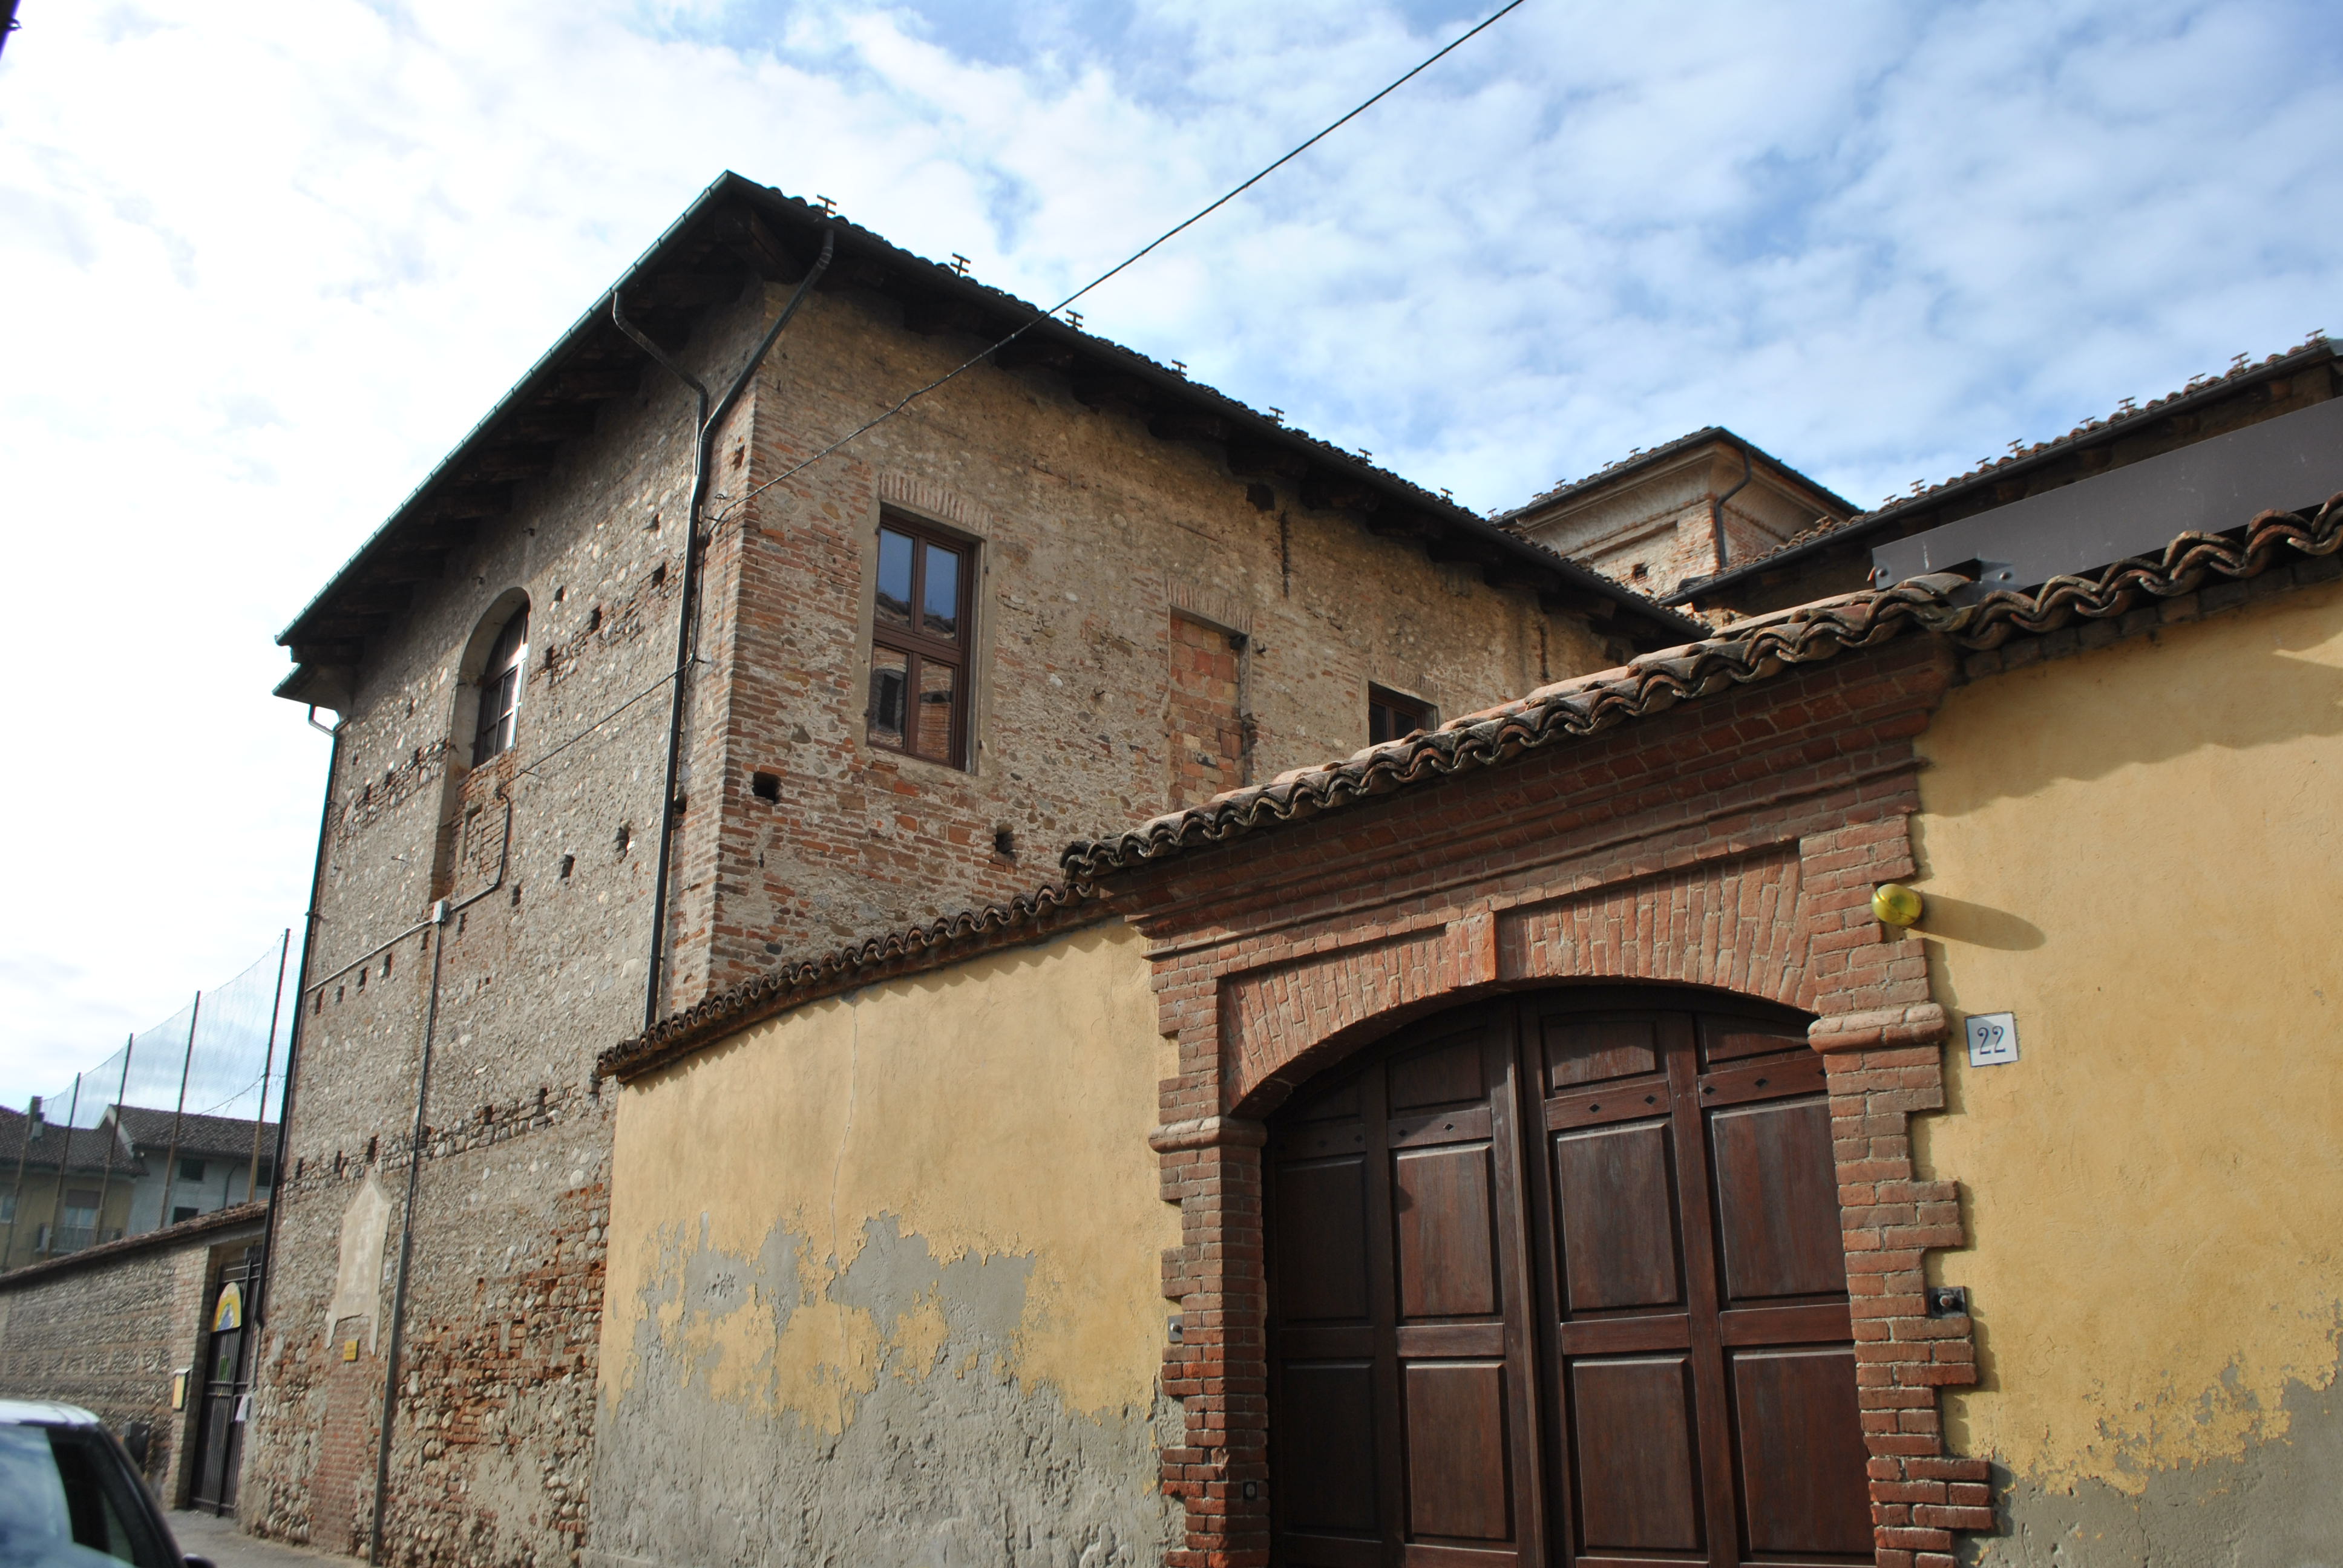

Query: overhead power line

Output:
[716, 0, 1532, 524]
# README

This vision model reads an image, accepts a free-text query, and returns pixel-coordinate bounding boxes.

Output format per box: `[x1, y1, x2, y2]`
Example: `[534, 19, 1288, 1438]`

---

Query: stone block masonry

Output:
[0, 1204, 267, 1509]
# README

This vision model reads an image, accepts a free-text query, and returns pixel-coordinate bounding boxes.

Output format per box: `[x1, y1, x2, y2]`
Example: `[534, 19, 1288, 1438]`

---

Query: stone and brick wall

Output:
[1113, 640, 1991, 1568]
[0, 1205, 266, 1508]
[256, 263, 1622, 1567]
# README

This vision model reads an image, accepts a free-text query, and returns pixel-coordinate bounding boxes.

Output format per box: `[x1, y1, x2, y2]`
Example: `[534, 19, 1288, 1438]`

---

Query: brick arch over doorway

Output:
[1119, 641, 1994, 1566]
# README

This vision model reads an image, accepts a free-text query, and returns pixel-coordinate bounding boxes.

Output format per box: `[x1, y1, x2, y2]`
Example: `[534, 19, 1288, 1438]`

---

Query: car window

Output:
[0, 1426, 175, 1568]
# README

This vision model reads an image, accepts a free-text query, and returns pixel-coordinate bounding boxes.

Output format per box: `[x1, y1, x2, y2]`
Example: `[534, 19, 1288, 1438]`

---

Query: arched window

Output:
[471, 606, 528, 765]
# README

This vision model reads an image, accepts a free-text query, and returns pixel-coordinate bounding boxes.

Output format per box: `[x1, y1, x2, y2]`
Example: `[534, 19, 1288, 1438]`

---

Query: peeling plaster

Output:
[589, 1212, 1174, 1568]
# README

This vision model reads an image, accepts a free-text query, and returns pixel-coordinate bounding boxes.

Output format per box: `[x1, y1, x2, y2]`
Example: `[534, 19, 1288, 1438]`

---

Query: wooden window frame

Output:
[1368, 683, 1436, 745]
[866, 513, 975, 769]
[471, 606, 529, 766]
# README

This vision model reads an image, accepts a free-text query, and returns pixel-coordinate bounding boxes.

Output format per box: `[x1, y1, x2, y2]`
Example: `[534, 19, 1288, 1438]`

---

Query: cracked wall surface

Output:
[1910, 577, 2343, 1562]
[590, 923, 1179, 1568]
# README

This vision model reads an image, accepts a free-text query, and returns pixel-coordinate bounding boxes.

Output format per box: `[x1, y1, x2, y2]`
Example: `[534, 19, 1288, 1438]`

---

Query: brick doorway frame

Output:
[1115, 644, 1994, 1567]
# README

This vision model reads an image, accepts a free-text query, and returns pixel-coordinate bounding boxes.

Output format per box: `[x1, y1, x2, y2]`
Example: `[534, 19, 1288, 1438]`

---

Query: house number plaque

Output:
[1965, 1011, 2020, 1067]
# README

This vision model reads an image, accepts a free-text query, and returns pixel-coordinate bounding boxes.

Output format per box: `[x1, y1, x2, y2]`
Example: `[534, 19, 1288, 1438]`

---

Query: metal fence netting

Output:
[1, 934, 292, 1270]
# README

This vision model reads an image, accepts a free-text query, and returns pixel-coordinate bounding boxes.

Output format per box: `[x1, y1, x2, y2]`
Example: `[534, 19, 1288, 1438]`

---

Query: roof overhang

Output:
[1668, 338, 2341, 606]
[278, 173, 1702, 705]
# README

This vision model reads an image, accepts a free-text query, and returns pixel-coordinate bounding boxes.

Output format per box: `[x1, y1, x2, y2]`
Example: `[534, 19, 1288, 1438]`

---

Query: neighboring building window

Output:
[1368, 684, 1436, 745]
[180, 1157, 206, 1183]
[172, 1206, 200, 1225]
[472, 606, 529, 765]
[61, 1189, 99, 1251]
[0, 1192, 13, 1223]
[867, 518, 972, 767]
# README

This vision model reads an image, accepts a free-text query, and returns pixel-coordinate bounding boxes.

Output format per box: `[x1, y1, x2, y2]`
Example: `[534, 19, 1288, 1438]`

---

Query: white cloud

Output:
[0, 0, 2336, 1102]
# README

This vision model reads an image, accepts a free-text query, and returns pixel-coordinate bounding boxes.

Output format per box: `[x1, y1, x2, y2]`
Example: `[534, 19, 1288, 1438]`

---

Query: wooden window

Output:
[867, 517, 972, 768]
[1368, 684, 1435, 745]
[472, 606, 529, 765]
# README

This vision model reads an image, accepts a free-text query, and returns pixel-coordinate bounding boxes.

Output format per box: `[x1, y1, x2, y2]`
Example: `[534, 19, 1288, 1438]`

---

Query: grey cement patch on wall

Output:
[1966, 1365, 2343, 1567]
[588, 1214, 1177, 1568]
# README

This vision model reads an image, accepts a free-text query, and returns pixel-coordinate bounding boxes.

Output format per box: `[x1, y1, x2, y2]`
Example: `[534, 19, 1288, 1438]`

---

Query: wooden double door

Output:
[1266, 988, 1872, 1568]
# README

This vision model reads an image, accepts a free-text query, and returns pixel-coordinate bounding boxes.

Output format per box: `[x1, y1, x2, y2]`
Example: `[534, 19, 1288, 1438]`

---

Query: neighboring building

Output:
[248, 172, 1696, 1563]
[1497, 426, 1856, 598]
[1669, 336, 2339, 617]
[0, 1105, 136, 1269]
[105, 1107, 277, 1233]
[591, 471, 2343, 1566]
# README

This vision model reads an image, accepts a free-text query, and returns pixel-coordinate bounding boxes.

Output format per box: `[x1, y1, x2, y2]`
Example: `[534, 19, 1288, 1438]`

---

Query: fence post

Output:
[41, 1074, 82, 1256]
[248, 930, 290, 1204]
[158, 993, 200, 1232]
[2, 1097, 36, 1270]
[94, 1037, 133, 1244]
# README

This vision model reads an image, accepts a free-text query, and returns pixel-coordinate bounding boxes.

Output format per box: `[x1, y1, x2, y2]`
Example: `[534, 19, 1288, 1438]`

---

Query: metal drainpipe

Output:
[613, 228, 834, 1031]
[254, 716, 341, 1330]
[1708, 439, 1754, 575]
[369, 807, 513, 1565]
[262, 717, 347, 1331]
[369, 895, 447, 1567]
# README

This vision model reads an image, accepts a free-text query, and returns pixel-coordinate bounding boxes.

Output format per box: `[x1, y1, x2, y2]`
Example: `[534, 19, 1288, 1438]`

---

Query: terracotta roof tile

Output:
[1061, 491, 2343, 880]
[603, 489, 2342, 1080]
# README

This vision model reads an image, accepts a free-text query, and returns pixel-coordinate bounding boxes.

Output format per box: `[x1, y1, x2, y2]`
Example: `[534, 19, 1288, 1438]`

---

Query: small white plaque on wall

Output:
[1965, 1011, 2020, 1067]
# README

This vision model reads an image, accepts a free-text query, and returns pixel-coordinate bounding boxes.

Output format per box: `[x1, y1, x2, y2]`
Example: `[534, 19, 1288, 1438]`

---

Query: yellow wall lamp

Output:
[1872, 883, 1925, 930]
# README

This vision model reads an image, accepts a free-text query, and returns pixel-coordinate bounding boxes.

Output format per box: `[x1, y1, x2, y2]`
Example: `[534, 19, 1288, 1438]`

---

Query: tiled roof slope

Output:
[279, 171, 1697, 693]
[1062, 492, 2343, 879]
[111, 1106, 275, 1160]
[598, 880, 1098, 1082]
[0, 1108, 125, 1175]
[1668, 335, 2336, 603]
[602, 490, 2342, 1083]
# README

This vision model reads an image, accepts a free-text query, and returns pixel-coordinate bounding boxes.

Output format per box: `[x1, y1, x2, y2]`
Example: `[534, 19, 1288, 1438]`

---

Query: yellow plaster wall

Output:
[597, 919, 1177, 1433]
[1911, 580, 2343, 1496]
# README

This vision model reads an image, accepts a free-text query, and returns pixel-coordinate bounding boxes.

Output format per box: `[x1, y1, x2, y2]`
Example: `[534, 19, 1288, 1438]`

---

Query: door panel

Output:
[1708, 1097, 1847, 1304]
[1569, 1356, 1705, 1553]
[1404, 1361, 1513, 1540]
[1729, 1348, 1873, 1557]
[1395, 1145, 1502, 1320]
[1278, 1157, 1373, 1322]
[1392, 1031, 1490, 1110]
[1270, 993, 1869, 1568]
[1542, 1020, 1661, 1089]
[1552, 1120, 1683, 1313]
[1281, 1361, 1382, 1534]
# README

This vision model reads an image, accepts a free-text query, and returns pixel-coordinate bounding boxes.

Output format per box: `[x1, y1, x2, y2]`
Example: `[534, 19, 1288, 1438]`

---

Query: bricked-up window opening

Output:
[867, 517, 972, 768]
[472, 606, 529, 765]
[1368, 684, 1435, 745]
[1167, 615, 1248, 809]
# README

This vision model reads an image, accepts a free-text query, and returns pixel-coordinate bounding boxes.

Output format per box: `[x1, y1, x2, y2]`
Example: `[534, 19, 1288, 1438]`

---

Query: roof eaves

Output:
[1667, 336, 2338, 604]
[1492, 426, 1861, 530]
[281, 171, 1699, 670]
[278, 171, 767, 653]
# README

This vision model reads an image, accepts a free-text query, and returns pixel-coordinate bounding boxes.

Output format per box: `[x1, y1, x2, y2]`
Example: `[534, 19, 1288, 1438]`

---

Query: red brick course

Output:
[1107, 639, 1990, 1567]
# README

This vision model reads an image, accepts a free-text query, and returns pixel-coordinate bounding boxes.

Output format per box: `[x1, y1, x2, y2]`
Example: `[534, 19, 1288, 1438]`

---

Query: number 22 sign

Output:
[1965, 1011, 2019, 1067]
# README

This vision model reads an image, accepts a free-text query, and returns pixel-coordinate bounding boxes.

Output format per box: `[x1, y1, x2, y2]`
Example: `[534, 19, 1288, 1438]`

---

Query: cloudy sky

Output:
[1, 0, 2337, 1105]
